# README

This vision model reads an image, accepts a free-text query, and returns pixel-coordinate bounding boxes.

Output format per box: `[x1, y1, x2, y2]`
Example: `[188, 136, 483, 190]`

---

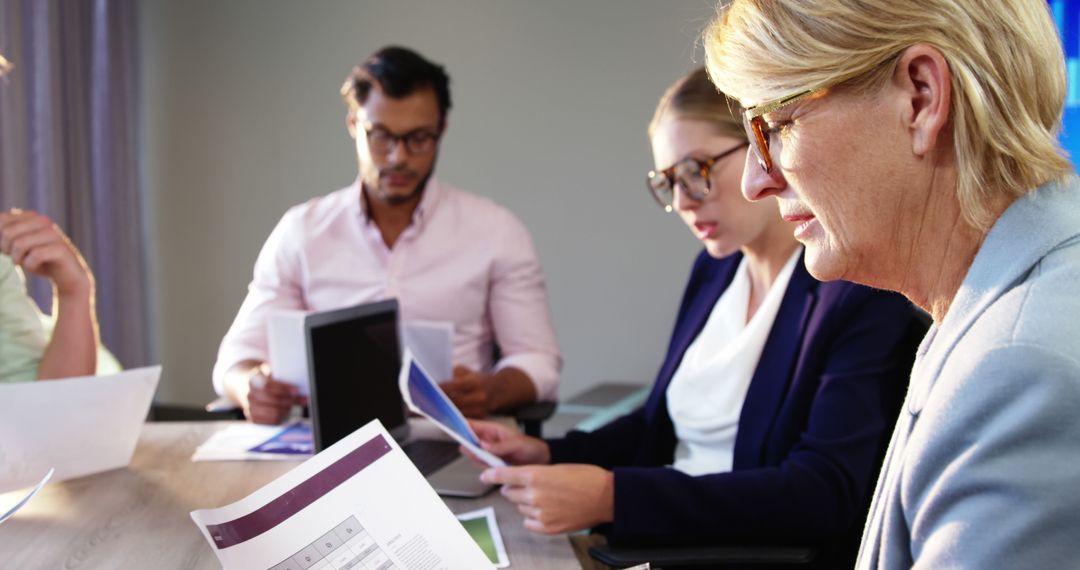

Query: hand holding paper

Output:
[398, 349, 506, 469]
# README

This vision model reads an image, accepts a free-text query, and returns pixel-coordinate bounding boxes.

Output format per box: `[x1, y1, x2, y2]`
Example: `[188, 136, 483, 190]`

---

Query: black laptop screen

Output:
[306, 301, 407, 451]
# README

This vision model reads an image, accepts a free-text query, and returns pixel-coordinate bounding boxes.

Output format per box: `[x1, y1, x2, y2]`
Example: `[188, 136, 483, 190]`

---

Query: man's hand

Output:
[0, 209, 93, 298]
[226, 363, 306, 425]
[469, 419, 550, 465]
[440, 365, 491, 418]
[480, 464, 615, 535]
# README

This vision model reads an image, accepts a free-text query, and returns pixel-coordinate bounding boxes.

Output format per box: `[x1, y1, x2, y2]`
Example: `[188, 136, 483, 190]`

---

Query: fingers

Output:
[470, 420, 511, 444]
[500, 483, 534, 505]
[0, 210, 51, 252]
[481, 465, 534, 487]
[5, 227, 57, 266]
[522, 517, 561, 535]
[442, 376, 488, 418]
[18, 242, 68, 274]
[0, 210, 89, 294]
[246, 376, 301, 425]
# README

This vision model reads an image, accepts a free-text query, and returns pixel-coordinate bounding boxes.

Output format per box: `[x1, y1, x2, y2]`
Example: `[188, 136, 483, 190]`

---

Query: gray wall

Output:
[139, 0, 719, 406]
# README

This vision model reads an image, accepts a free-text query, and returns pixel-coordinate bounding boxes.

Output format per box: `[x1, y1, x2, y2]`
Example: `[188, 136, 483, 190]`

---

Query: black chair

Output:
[201, 397, 556, 436]
[588, 544, 816, 569]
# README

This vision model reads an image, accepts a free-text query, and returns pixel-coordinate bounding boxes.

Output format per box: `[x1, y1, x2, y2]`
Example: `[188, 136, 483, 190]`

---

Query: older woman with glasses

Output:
[474, 68, 923, 566]
[706, 0, 1080, 568]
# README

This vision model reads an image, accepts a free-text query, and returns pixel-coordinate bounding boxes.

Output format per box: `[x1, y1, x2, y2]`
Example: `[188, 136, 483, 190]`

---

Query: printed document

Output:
[267, 310, 310, 396]
[0, 366, 160, 494]
[398, 349, 505, 468]
[456, 507, 509, 568]
[192, 421, 313, 462]
[400, 320, 454, 382]
[190, 418, 494, 570]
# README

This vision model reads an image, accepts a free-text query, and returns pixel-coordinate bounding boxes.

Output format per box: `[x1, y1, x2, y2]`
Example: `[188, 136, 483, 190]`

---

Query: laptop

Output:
[0, 366, 161, 494]
[304, 299, 494, 497]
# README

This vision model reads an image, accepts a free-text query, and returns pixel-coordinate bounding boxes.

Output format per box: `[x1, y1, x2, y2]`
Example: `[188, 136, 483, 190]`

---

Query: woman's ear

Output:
[894, 44, 952, 156]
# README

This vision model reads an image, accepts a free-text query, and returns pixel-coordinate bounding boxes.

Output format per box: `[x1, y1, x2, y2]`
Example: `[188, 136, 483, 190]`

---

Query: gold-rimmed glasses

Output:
[742, 84, 831, 173]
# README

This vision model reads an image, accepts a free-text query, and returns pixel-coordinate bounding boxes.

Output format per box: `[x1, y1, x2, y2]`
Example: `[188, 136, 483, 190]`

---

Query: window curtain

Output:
[0, 0, 150, 368]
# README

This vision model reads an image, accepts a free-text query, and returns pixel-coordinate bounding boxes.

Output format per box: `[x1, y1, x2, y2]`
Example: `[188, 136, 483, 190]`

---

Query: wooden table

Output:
[0, 422, 578, 569]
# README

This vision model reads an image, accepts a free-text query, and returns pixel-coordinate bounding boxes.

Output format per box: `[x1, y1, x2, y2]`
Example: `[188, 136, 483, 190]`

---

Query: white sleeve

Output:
[487, 214, 562, 401]
[211, 209, 308, 395]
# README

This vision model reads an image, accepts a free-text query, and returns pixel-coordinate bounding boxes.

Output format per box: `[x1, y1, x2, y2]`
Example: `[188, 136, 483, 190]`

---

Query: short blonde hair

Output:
[648, 67, 744, 142]
[704, 0, 1073, 230]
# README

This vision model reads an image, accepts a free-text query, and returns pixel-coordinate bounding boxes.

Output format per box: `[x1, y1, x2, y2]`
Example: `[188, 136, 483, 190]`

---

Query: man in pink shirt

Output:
[214, 46, 561, 424]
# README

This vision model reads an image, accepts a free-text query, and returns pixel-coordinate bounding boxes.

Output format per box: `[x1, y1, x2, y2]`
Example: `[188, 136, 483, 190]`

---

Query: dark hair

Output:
[340, 46, 452, 126]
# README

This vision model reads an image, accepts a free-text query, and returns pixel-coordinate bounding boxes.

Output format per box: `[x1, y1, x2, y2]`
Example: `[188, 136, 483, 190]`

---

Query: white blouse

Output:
[667, 248, 802, 476]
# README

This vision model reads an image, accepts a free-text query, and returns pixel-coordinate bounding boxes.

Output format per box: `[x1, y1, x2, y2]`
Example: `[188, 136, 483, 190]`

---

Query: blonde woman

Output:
[474, 68, 923, 567]
[706, 0, 1080, 567]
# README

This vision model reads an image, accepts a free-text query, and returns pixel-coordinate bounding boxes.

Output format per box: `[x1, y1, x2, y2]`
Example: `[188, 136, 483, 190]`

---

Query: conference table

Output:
[0, 421, 579, 569]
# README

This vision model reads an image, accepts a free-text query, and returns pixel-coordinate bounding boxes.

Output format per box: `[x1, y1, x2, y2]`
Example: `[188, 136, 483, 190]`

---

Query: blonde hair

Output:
[648, 67, 744, 142]
[704, 0, 1073, 230]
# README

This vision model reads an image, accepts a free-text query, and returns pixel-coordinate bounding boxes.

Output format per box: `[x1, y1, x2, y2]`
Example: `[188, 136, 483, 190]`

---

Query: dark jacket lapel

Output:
[733, 255, 818, 469]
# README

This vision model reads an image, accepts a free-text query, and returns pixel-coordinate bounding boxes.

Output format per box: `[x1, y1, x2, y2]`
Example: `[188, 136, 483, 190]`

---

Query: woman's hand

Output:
[480, 464, 615, 535]
[469, 419, 551, 465]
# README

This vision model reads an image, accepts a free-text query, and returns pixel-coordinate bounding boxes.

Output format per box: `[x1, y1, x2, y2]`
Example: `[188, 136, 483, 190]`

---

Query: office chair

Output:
[588, 544, 816, 569]
[203, 397, 556, 436]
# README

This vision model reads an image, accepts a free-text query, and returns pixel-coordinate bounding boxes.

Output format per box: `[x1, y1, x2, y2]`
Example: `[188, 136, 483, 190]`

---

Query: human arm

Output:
[222, 360, 305, 425]
[484, 214, 561, 405]
[440, 365, 537, 418]
[213, 208, 307, 418]
[469, 419, 551, 465]
[0, 209, 96, 380]
[468, 419, 616, 532]
[599, 288, 920, 546]
[481, 464, 615, 535]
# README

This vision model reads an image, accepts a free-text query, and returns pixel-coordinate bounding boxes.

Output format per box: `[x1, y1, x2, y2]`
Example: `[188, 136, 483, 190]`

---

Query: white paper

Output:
[0, 468, 53, 525]
[192, 421, 312, 462]
[398, 349, 505, 468]
[267, 310, 310, 396]
[190, 418, 494, 570]
[455, 506, 509, 568]
[401, 320, 454, 383]
[0, 366, 160, 494]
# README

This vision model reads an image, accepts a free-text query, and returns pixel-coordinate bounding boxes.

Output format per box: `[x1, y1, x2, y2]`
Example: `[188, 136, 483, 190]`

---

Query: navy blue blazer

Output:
[548, 250, 924, 556]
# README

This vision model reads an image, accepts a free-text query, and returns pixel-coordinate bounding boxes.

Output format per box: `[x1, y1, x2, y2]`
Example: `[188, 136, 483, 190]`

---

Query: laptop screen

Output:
[305, 299, 408, 451]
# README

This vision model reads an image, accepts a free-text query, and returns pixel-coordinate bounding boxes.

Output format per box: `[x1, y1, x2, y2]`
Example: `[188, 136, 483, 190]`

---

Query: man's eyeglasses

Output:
[364, 125, 441, 156]
[647, 143, 748, 212]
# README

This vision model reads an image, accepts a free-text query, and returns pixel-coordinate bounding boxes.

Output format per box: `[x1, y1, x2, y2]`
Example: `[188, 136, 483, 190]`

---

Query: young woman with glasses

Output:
[471, 68, 925, 567]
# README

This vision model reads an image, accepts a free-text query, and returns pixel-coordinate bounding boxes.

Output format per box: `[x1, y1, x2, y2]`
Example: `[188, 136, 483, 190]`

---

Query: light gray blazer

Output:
[857, 177, 1080, 569]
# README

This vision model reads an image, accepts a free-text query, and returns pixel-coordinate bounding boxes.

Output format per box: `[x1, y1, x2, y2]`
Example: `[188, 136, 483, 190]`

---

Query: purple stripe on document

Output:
[205, 434, 392, 549]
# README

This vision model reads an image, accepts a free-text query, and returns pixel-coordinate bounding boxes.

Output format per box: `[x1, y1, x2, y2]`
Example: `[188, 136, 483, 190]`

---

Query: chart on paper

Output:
[269, 515, 398, 570]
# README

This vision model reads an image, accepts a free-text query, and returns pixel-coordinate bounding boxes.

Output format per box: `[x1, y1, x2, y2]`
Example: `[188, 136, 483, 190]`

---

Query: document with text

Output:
[190, 418, 494, 570]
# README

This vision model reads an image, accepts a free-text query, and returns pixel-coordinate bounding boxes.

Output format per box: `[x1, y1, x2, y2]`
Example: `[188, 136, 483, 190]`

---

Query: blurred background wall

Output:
[138, 0, 721, 406]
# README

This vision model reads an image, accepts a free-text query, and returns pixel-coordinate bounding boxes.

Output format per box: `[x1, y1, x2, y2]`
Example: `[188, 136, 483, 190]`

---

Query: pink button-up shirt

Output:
[213, 177, 562, 400]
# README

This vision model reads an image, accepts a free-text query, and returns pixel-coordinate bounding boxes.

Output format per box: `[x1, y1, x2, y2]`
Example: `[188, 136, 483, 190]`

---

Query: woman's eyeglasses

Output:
[647, 142, 748, 212]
